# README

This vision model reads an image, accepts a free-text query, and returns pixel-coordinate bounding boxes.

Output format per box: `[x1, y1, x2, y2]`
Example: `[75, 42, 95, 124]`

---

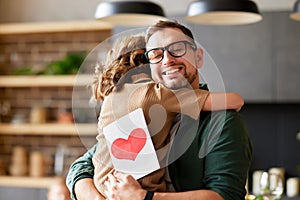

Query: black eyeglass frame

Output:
[144, 40, 197, 64]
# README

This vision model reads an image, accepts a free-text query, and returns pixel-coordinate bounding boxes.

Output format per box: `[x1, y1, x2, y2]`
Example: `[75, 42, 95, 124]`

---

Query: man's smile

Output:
[162, 67, 184, 76]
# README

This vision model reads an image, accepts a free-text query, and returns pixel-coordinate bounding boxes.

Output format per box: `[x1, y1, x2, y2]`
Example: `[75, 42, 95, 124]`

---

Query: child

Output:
[91, 34, 244, 196]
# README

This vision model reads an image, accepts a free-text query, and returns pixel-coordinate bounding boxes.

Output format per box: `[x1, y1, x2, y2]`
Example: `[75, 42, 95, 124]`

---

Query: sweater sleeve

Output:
[157, 84, 209, 120]
[66, 143, 97, 200]
[202, 111, 253, 200]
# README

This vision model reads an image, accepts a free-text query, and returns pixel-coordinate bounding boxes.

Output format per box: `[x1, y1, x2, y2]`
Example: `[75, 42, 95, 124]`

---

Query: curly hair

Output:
[92, 35, 148, 101]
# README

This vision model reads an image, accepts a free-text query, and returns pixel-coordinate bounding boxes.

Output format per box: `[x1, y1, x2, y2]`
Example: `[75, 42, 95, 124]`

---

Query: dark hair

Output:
[145, 20, 195, 43]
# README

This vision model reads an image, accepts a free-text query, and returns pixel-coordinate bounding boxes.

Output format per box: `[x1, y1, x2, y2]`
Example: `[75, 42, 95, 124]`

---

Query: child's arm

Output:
[202, 92, 244, 112]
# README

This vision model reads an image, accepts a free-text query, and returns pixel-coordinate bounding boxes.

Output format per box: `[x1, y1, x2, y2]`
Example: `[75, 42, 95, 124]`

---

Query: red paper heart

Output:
[111, 128, 147, 161]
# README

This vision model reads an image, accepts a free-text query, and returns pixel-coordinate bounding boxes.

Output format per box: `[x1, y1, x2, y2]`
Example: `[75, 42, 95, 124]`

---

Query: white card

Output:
[103, 108, 160, 179]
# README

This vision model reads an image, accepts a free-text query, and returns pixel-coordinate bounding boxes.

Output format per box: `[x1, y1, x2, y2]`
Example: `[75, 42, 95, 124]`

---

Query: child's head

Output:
[93, 34, 148, 101]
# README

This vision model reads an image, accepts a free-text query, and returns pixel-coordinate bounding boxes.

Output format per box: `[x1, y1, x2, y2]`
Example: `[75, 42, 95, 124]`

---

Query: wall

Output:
[0, 29, 109, 75]
[0, 27, 111, 177]
[0, 0, 100, 22]
[186, 11, 300, 102]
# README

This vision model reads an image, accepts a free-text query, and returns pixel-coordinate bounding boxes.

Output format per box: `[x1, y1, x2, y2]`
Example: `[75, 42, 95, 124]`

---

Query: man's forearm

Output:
[75, 178, 105, 200]
[66, 144, 98, 199]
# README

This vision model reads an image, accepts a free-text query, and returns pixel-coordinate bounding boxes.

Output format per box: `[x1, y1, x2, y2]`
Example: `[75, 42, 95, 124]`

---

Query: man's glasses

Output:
[144, 40, 197, 64]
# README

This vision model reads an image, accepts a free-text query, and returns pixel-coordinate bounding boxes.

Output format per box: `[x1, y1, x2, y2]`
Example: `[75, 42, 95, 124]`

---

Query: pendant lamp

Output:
[185, 0, 263, 25]
[290, 0, 300, 21]
[94, 1, 167, 26]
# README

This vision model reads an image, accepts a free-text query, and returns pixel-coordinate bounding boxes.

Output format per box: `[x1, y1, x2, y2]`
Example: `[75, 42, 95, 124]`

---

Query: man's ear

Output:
[195, 48, 204, 69]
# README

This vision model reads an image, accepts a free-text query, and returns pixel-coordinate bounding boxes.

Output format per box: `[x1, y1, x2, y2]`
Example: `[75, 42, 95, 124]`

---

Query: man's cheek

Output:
[150, 68, 161, 81]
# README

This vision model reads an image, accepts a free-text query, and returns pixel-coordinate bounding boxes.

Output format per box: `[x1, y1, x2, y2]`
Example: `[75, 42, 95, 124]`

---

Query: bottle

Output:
[29, 151, 45, 177]
[286, 177, 300, 197]
[10, 146, 28, 176]
[30, 106, 47, 124]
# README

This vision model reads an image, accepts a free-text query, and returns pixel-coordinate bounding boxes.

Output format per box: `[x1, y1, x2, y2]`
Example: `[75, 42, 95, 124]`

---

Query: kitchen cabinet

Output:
[241, 102, 300, 199]
[192, 15, 273, 102]
[0, 187, 48, 200]
[0, 176, 58, 200]
[272, 12, 300, 101]
[188, 11, 300, 102]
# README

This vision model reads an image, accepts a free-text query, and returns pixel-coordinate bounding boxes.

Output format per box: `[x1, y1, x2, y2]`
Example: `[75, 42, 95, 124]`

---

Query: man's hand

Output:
[104, 172, 146, 200]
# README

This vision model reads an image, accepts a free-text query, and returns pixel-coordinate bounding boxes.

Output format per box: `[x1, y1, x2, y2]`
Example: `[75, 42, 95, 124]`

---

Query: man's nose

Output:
[162, 50, 175, 65]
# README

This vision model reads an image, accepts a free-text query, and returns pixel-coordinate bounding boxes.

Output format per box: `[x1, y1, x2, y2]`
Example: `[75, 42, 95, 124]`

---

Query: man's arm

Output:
[169, 110, 253, 200]
[104, 172, 223, 200]
[203, 111, 252, 199]
[66, 143, 104, 200]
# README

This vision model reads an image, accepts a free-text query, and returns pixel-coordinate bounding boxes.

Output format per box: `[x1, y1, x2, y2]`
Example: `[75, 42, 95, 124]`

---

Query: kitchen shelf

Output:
[0, 123, 97, 136]
[0, 20, 112, 35]
[0, 75, 92, 87]
[0, 176, 62, 188]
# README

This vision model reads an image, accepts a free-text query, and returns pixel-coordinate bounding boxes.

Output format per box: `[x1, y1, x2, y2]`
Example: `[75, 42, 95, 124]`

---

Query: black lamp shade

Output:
[95, 1, 167, 26]
[185, 0, 263, 25]
[290, 0, 300, 21]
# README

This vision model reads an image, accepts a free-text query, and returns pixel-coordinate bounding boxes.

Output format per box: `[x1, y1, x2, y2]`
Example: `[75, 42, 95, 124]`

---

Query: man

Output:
[66, 20, 252, 200]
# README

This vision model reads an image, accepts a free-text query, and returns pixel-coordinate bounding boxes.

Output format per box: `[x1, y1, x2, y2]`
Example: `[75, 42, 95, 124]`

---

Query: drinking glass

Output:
[259, 172, 284, 200]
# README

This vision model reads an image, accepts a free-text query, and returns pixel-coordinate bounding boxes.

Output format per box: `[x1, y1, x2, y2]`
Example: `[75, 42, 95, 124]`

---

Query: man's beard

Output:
[164, 70, 197, 90]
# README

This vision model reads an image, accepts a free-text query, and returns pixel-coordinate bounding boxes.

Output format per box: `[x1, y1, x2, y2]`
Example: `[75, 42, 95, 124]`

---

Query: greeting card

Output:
[103, 108, 160, 179]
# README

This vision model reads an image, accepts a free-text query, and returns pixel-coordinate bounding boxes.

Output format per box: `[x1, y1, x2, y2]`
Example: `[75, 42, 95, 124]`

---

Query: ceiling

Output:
[152, 0, 296, 16]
